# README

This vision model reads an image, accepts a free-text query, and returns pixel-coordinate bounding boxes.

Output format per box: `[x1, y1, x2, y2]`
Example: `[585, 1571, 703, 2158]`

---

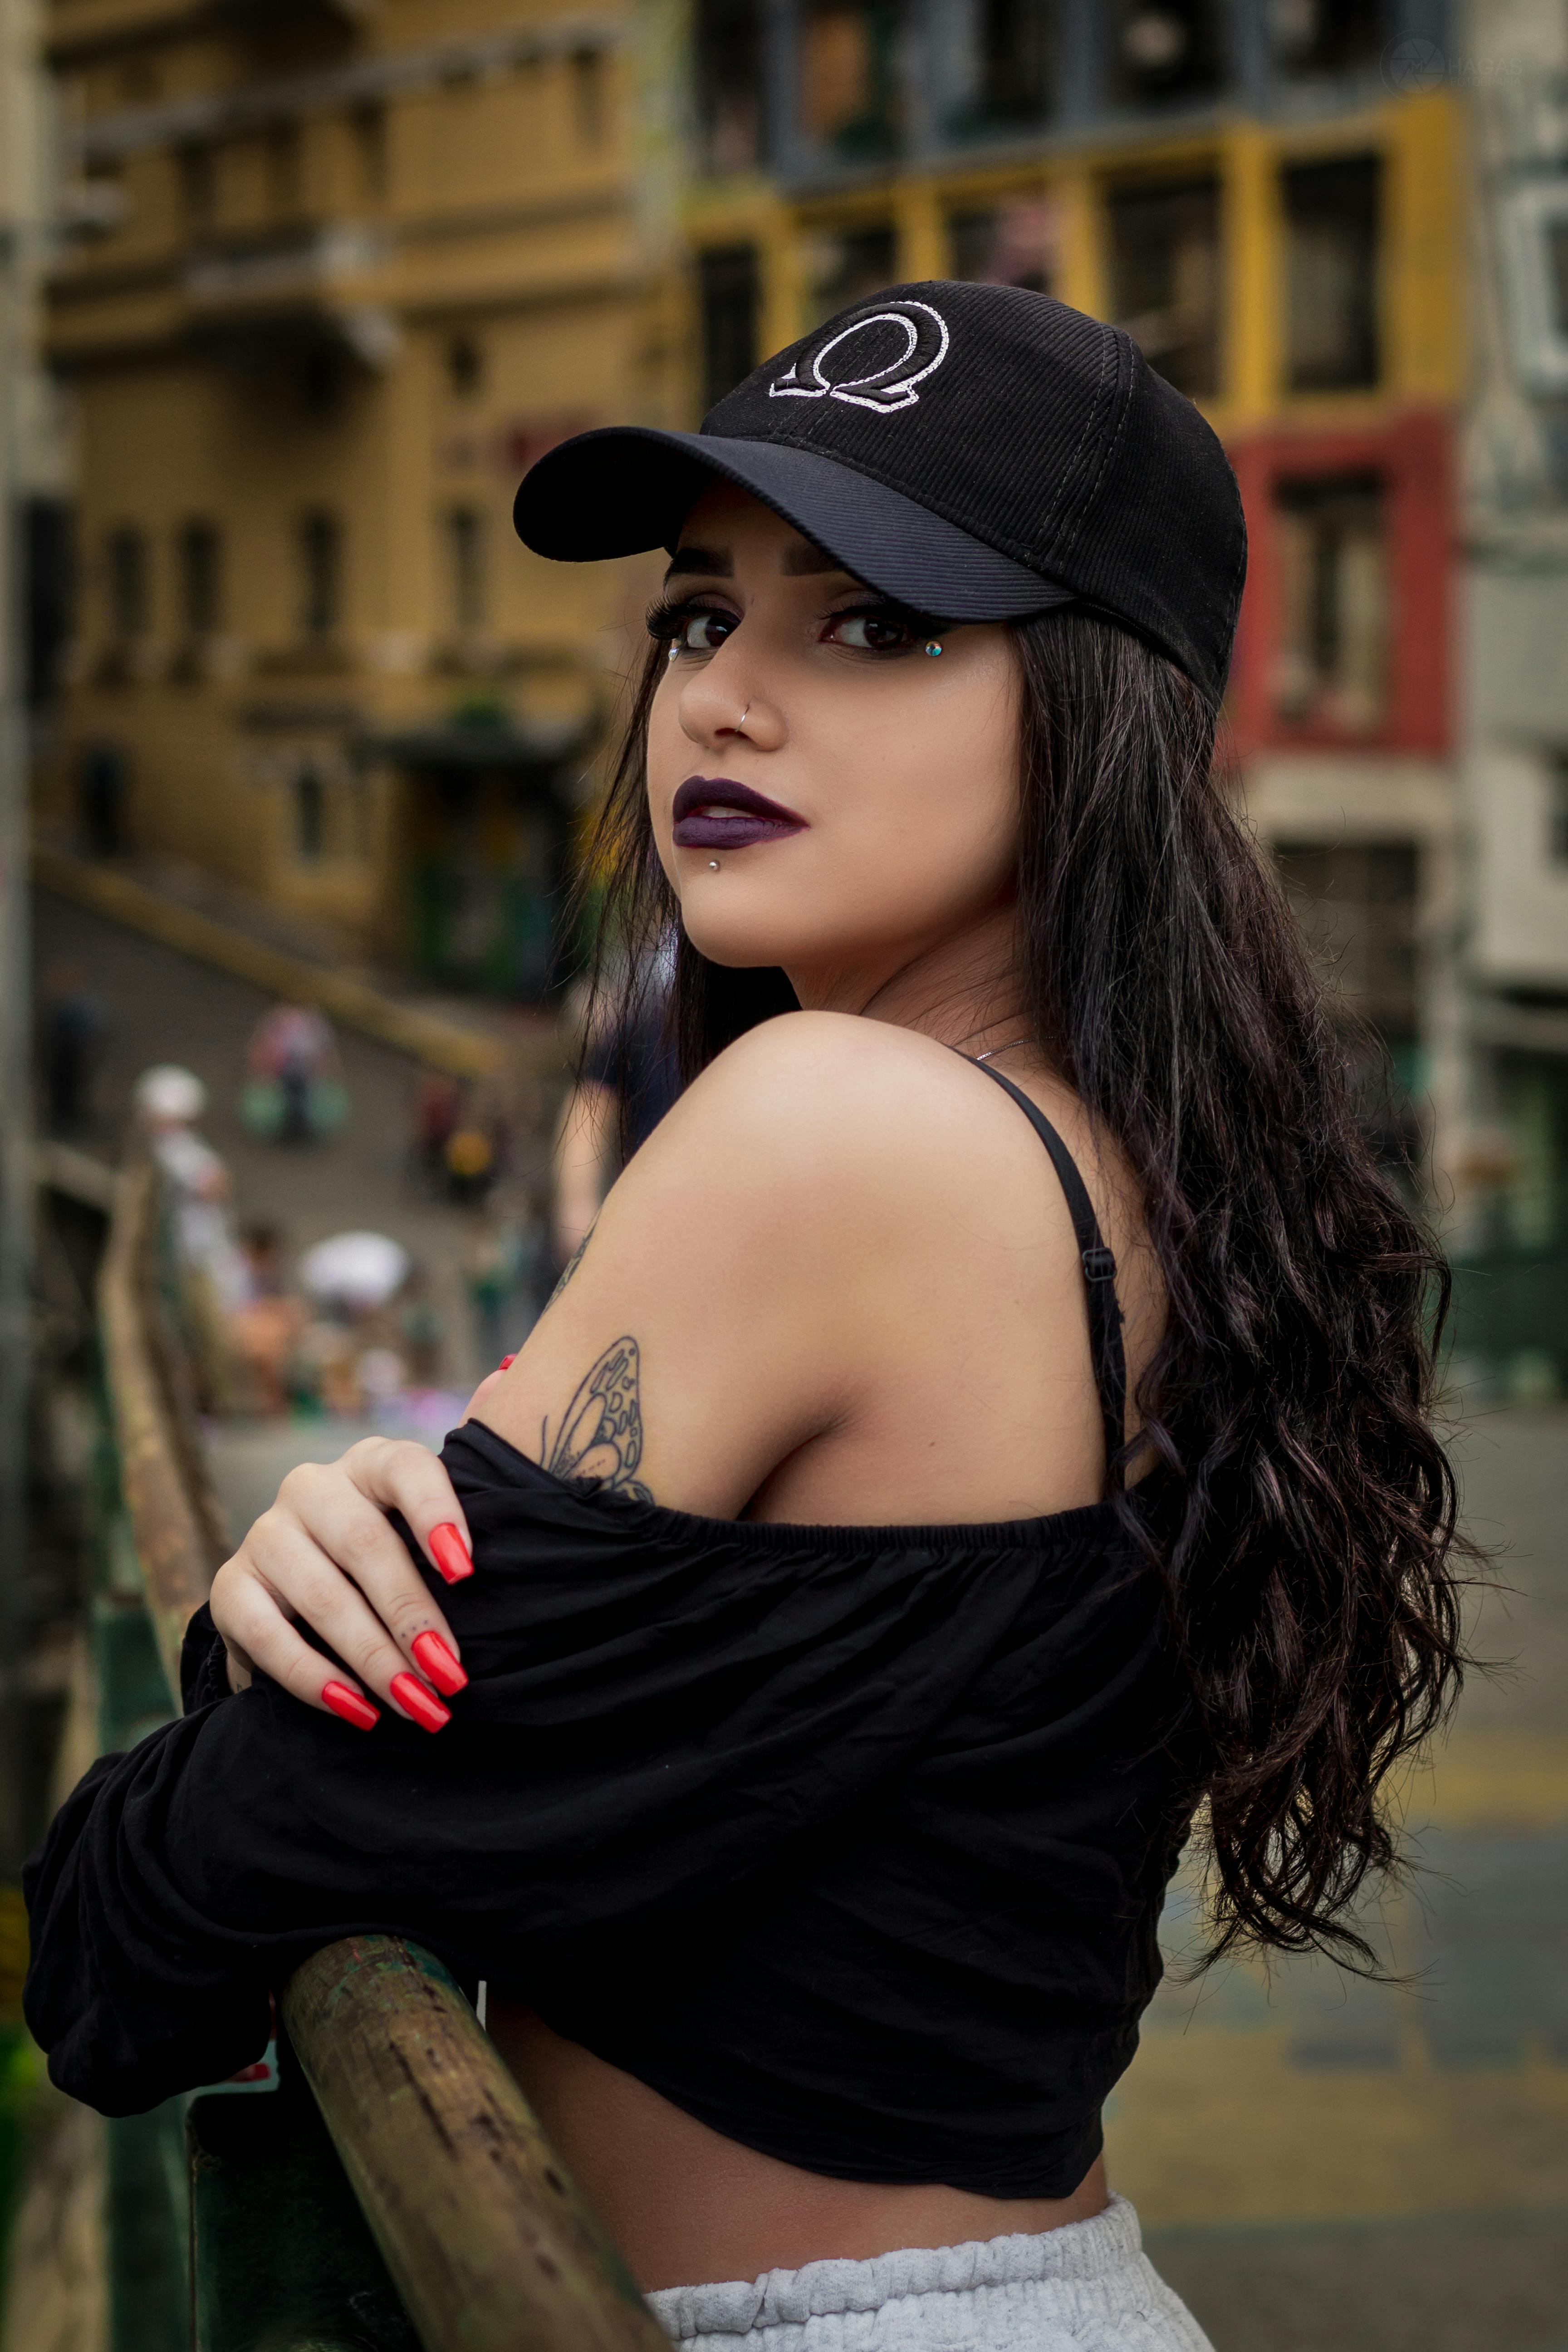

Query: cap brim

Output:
[513, 428, 1073, 622]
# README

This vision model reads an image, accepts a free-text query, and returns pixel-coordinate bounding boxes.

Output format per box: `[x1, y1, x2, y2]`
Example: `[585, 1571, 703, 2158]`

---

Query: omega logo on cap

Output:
[769, 299, 951, 414]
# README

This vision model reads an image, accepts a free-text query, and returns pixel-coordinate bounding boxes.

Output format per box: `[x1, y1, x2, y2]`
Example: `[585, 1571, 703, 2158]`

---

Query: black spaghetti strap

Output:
[970, 1061, 1128, 1495]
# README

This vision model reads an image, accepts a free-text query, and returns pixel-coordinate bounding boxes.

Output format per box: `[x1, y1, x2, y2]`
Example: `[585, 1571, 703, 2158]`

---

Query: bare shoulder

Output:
[645, 1009, 1021, 1196]
[479, 1015, 1048, 1517]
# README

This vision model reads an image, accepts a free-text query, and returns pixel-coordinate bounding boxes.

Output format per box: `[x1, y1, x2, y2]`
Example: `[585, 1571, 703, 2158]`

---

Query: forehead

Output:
[670, 478, 846, 576]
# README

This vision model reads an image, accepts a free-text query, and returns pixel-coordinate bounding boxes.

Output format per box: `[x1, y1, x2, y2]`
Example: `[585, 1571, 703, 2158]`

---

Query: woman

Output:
[27, 284, 1466, 2350]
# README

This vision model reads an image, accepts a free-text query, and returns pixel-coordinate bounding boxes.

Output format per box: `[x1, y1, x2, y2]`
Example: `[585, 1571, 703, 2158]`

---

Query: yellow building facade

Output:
[39, 0, 671, 987]
[41, 0, 1465, 1041]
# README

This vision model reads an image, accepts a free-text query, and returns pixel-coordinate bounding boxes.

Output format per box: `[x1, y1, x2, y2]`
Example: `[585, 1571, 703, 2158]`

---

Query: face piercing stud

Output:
[708, 859, 720, 870]
[925, 642, 944, 658]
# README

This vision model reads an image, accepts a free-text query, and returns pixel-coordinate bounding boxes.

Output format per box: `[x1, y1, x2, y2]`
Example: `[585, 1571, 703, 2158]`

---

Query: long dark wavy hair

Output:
[574, 608, 1472, 1971]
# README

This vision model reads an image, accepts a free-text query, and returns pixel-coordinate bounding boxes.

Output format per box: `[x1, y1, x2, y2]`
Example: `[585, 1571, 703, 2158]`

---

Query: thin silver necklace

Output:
[973, 1038, 1031, 1065]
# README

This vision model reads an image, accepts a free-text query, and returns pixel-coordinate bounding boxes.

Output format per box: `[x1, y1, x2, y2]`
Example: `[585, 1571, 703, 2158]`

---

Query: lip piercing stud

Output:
[925, 641, 944, 657]
[708, 859, 720, 870]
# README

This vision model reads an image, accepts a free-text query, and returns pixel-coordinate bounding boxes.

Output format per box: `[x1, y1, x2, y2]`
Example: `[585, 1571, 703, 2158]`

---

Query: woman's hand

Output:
[206, 1435, 477, 1733]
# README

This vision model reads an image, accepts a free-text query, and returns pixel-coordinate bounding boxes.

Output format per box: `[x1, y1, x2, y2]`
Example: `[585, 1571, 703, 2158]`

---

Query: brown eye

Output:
[678, 608, 736, 653]
[828, 610, 918, 652]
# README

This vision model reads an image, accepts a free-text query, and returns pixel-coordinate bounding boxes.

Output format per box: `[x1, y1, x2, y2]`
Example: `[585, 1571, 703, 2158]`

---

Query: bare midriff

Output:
[488, 2000, 1110, 2294]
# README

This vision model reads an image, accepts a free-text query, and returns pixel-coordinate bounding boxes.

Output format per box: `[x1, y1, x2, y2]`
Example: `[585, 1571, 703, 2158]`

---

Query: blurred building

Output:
[1461, 0, 1568, 1288]
[45, 0, 1568, 1290]
[34, 0, 668, 994]
[684, 0, 1463, 1200]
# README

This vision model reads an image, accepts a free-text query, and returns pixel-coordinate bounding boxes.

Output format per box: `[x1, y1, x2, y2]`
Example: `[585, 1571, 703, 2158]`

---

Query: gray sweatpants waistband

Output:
[646, 2193, 1214, 2351]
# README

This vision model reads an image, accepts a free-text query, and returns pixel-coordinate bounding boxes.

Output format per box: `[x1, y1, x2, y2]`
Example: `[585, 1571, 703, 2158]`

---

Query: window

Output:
[352, 104, 387, 201]
[76, 159, 128, 237]
[299, 512, 341, 639]
[294, 768, 325, 862]
[446, 335, 484, 399]
[178, 521, 221, 636]
[571, 48, 608, 146]
[1498, 182, 1568, 396]
[803, 223, 897, 326]
[1269, 0, 1386, 76]
[1109, 2, 1226, 107]
[695, 0, 764, 174]
[1272, 472, 1387, 733]
[1495, 1057, 1568, 1251]
[800, 0, 904, 162]
[26, 499, 73, 710]
[448, 508, 485, 632]
[266, 122, 303, 217]
[118, 56, 161, 102]
[699, 245, 760, 408]
[178, 144, 215, 232]
[971, 0, 1055, 128]
[1107, 177, 1220, 398]
[1284, 155, 1380, 393]
[301, 347, 342, 417]
[948, 197, 1054, 291]
[1549, 757, 1568, 865]
[107, 527, 149, 638]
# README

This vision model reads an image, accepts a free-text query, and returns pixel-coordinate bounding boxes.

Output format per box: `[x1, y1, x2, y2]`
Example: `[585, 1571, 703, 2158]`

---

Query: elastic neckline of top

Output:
[456, 1418, 1151, 1556]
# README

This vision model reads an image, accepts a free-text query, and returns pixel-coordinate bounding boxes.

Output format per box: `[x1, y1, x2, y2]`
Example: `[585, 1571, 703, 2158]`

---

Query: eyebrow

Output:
[665, 545, 731, 580]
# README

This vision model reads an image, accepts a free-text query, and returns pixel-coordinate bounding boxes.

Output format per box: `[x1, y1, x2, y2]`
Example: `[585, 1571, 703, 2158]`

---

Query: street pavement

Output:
[1112, 1404, 1568, 2349]
[34, 884, 556, 1403]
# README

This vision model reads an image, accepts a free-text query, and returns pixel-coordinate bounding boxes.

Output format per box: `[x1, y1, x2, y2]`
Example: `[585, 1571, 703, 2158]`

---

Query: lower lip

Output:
[672, 812, 806, 850]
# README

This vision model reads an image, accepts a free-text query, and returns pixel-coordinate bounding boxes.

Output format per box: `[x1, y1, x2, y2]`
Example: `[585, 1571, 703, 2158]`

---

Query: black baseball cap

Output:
[514, 279, 1247, 706]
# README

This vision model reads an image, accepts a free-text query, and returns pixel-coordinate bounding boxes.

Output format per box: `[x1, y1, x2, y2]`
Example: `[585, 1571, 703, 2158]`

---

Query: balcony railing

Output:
[91, 1157, 667, 2352]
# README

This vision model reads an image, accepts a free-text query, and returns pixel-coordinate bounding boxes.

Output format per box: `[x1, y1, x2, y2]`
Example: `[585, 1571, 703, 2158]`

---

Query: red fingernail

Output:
[429, 1523, 472, 1583]
[391, 1671, 451, 1733]
[322, 1681, 379, 1731]
[498, 1353, 515, 1370]
[411, 1630, 468, 1696]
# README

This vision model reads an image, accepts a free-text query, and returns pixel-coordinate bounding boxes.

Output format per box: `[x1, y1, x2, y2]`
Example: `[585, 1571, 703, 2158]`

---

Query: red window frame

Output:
[1225, 412, 1451, 760]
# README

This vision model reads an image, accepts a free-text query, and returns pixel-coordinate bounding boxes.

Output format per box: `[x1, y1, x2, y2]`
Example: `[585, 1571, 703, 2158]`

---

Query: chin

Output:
[680, 906, 803, 970]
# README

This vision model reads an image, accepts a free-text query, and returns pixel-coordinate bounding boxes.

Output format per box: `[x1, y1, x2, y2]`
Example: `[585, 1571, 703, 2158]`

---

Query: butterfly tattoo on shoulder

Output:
[541, 1336, 653, 1502]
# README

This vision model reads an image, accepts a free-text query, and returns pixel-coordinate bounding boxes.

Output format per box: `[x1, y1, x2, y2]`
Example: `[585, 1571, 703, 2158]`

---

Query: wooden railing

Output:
[98, 1159, 666, 2352]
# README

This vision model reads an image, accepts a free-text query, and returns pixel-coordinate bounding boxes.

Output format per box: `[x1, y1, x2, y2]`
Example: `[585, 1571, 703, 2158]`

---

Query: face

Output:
[645, 482, 1022, 1007]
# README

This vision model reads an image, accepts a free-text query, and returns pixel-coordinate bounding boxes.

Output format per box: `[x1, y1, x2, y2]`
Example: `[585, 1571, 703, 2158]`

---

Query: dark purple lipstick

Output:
[671, 776, 808, 851]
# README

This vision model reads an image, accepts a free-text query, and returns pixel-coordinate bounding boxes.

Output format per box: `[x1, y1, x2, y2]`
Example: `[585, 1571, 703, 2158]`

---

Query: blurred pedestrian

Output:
[229, 1223, 305, 1420]
[133, 1064, 249, 1405]
[551, 967, 680, 1268]
[242, 1003, 347, 1146]
[409, 1070, 461, 1192]
[39, 963, 106, 1137]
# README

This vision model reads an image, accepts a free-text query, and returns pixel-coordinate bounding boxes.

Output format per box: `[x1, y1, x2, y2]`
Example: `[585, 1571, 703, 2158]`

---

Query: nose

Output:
[677, 643, 785, 754]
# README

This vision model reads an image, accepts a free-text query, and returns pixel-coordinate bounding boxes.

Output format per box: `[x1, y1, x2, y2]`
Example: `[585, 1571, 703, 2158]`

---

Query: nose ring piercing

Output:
[925, 641, 943, 657]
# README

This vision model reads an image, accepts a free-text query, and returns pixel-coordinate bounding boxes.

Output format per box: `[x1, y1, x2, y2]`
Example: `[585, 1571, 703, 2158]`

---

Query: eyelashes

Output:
[644, 594, 694, 644]
[646, 592, 948, 653]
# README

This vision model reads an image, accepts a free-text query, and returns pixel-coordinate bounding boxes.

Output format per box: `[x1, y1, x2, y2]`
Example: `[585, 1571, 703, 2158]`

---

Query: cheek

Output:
[831, 674, 1020, 907]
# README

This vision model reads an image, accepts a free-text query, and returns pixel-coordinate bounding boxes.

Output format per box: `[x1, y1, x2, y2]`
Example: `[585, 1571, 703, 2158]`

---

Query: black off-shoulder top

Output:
[24, 1069, 1195, 2199]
